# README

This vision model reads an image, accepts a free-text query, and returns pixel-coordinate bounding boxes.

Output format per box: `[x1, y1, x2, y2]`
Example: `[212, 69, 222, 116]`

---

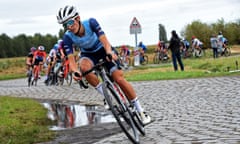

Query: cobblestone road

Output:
[0, 76, 240, 144]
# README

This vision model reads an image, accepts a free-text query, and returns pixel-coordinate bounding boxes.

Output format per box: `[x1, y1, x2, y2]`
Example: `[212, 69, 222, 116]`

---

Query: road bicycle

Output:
[75, 59, 145, 144]
[119, 55, 132, 69]
[45, 62, 58, 86]
[32, 64, 41, 86]
[140, 54, 148, 65]
[63, 58, 72, 86]
[57, 57, 73, 86]
[153, 50, 169, 64]
[221, 46, 231, 57]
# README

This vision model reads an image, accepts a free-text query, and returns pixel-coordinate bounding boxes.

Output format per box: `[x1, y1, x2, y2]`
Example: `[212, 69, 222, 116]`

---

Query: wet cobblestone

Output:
[0, 76, 240, 144]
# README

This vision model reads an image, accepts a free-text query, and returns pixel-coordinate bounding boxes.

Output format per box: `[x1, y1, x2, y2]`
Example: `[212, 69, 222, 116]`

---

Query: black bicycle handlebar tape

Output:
[74, 72, 81, 77]
[107, 53, 112, 61]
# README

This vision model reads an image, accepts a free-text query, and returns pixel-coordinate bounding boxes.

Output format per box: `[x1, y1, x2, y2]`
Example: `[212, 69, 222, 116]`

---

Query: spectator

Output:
[168, 30, 184, 71]
[191, 36, 203, 57]
[210, 34, 218, 58]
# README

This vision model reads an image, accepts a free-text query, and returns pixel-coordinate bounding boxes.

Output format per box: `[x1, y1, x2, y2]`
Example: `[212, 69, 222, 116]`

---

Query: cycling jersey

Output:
[27, 52, 34, 58]
[33, 50, 46, 62]
[48, 45, 58, 58]
[121, 46, 130, 56]
[138, 43, 147, 52]
[26, 52, 34, 65]
[192, 38, 202, 48]
[63, 18, 105, 55]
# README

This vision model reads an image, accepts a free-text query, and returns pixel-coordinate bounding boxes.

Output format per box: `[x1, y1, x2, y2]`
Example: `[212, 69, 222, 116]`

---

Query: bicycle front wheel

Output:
[65, 72, 72, 86]
[27, 74, 32, 87]
[103, 81, 140, 144]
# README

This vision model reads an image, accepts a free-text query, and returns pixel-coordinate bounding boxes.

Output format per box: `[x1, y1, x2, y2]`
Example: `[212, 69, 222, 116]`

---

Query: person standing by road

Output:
[56, 5, 151, 124]
[168, 30, 184, 71]
[210, 34, 218, 58]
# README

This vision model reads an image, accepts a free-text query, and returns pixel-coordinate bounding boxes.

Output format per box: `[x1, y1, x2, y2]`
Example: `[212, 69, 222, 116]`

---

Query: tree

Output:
[158, 24, 167, 42]
[0, 34, 14, 57]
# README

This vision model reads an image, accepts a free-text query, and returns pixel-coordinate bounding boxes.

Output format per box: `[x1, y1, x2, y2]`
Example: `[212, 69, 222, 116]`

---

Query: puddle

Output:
[42, 102, 116, 130]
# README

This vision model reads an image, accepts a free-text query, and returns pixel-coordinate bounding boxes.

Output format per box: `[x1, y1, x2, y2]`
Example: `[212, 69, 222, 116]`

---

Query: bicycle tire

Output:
[78, 77, 89, 89]
[47, 72, 54, 86]
[153, 54, 160, 64]
[113, 83, 145, 136]
[65, 72, 72, 86]
[128, 57, 131, 67]
[224, 47, 231, 56]
[102, 81, 140, 144]
[34, 68, 38, 86]
[142, 55, 148, 65]
[27, 70, 32, 87]
[56, 69, 64, 86]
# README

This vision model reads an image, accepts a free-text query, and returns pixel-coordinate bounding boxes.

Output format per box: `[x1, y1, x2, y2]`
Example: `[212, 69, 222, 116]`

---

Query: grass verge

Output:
[0, 96, 55, 144]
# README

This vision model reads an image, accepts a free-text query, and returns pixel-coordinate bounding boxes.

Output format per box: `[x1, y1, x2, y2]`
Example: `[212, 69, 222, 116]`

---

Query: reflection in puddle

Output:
[42, 102, 116, 130]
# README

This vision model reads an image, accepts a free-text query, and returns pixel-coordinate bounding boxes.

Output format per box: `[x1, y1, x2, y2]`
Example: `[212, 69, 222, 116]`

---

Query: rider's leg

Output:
[26, 64, 31, 76]
[112, 70, 151, 124]
[171, 53, 178, 71]
[80, 58, 100, 87]
[176, 52, 184, 71]
[80, 58, 110, 109]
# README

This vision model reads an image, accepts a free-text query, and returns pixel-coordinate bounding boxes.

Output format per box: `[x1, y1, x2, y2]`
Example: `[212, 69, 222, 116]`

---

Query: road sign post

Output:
[130, 17, 142, 66]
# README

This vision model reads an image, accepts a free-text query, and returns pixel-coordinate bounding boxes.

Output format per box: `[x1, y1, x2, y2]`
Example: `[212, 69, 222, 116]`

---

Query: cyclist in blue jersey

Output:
[56, 5, 151, 125]
[138, 41, 147, 64]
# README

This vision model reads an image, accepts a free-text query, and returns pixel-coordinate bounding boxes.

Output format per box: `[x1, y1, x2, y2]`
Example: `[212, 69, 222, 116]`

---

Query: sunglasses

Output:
[63, 18, 75, 28]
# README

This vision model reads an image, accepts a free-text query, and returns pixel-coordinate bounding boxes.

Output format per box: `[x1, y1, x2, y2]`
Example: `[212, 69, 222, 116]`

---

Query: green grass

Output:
[0, 96, 56, 144]
[124, 53, 240, 81]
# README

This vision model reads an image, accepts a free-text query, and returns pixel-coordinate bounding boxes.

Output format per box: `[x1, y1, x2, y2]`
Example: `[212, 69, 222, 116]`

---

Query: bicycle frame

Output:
[63, 59, 69, 78]
[32, 64, 40, 86]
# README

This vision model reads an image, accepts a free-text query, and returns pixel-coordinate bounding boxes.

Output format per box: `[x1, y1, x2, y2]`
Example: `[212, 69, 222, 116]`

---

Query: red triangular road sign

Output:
[130, 17, 141, 28]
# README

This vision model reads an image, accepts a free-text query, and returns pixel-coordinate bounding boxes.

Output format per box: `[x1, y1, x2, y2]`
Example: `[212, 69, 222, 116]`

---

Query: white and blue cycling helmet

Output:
[57, 5, 79, 24]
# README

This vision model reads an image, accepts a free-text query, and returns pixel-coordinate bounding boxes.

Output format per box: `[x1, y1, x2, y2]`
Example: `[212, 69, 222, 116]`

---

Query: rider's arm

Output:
[43, 52, 47, 63]
[62, 35, 80, 75]
[32, 51, 37, 65]
[89, 18, 116, 59]
[68, 54, 78, 72]
[99, 35, 117, 59]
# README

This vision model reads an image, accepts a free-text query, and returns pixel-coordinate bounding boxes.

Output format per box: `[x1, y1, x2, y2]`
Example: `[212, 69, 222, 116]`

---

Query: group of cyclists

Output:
[26, 32, 229, 80]
[26, 45, 47, 80]
[25, 39, 67, 85]
[118, 41, 149, 67]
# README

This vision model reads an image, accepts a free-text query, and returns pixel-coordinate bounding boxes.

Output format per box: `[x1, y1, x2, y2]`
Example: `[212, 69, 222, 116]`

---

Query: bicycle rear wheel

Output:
[103, 81, 140, 144]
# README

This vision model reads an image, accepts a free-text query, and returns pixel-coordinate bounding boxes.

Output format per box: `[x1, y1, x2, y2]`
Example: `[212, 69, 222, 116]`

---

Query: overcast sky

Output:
[0, 0, 239, 46]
